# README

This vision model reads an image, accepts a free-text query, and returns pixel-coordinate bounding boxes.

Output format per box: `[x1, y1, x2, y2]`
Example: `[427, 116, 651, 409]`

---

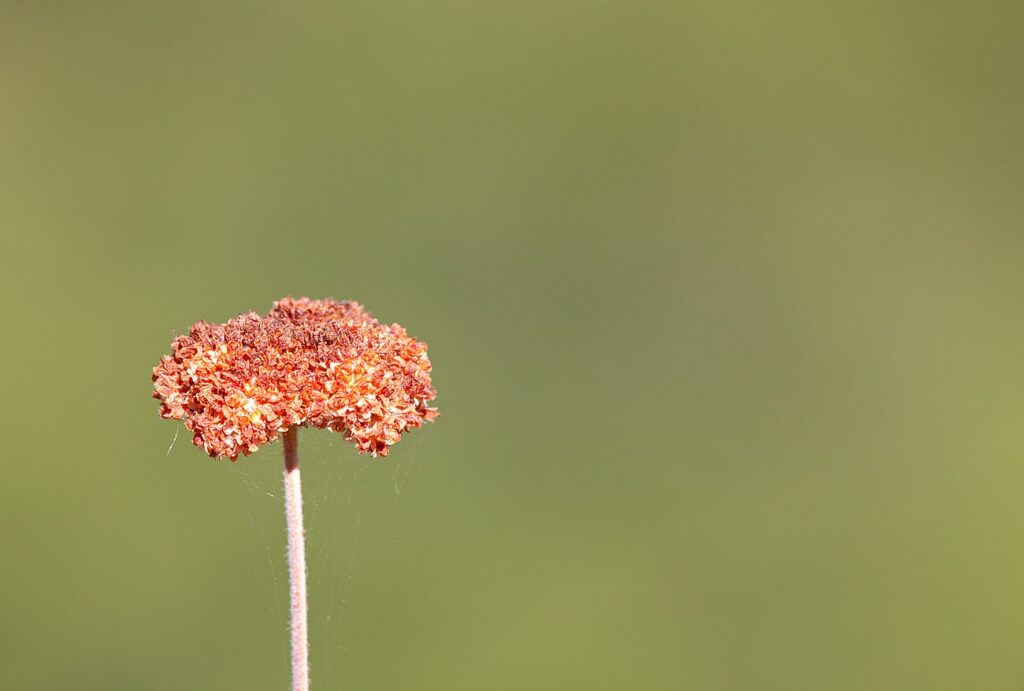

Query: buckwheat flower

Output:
[151, 297, 438, 691]
[152, 297, 437, 460]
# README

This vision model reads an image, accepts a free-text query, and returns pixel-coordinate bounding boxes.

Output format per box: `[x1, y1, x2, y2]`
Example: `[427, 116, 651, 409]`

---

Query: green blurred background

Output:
[2, 2, 1023, 690]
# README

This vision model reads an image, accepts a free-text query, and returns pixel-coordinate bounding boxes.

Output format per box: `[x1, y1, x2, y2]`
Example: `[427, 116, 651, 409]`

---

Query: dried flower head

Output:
[152, 297, 438, 460]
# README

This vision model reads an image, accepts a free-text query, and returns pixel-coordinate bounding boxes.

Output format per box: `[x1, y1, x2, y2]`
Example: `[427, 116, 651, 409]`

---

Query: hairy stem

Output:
[283, 427, 309, 691]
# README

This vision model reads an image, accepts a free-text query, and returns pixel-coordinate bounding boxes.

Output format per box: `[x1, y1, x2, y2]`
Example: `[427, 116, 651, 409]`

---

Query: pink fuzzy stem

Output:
[283, 428, 309, 691]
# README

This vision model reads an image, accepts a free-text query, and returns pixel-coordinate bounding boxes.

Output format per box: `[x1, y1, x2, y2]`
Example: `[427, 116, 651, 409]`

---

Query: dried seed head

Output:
[152, 297, 438, 460]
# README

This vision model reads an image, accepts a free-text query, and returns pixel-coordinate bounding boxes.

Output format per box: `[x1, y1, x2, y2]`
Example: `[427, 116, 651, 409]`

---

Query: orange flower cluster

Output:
[152, 298, 438, 460]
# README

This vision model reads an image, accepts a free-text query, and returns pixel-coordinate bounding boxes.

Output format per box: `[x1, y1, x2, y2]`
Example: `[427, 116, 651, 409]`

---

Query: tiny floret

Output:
[152, 297, 438, 459]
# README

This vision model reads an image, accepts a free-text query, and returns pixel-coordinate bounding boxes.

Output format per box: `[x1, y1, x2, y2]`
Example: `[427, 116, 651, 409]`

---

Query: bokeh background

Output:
[2, 2, 1024, 690]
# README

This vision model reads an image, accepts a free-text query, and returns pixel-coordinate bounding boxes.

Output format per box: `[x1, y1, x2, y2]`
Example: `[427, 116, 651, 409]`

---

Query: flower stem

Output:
[283, 427, 309, 691]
